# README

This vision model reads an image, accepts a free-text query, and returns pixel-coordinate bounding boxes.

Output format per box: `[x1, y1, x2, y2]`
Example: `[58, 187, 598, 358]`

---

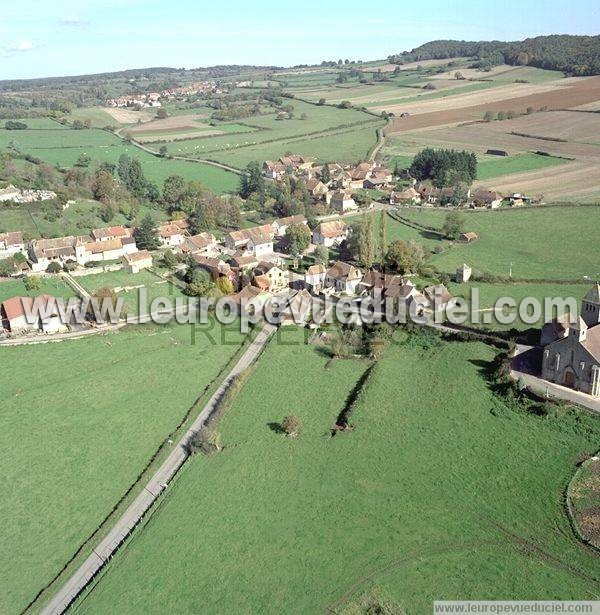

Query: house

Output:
[225, 225, 274, 257]
[271, 215, 307, 238]
[181, 233, 217, 256]
[253, 261, 289, 292]
[312, 220, 349, 247]
[157, 222, 187, 248]
[91, 226, 133, 242]
[279, 155, 314, 170]
[471, 189, 503, 209]
[280, 289, 313, 326]
[123, 250, 153, 274]
[329, 190, 358, 213]
[541, 285, 600, 397]
[193, 255, 236, 284]
[423, 284, 455, 311]
[455, 263, 472, 283]
[304, 263, 326, 292]
[305, 179, 329, 200]
[230, 284, 272, 316]
[230, 254, 260, 271]
[390, 188, 420, 205]
[459, 232, 479, 243]
[29, 236, 81, 272]
[263, 160, 287, 180]
[1, 295, 68, 334]
[364, 167, 393, 189]
[324, 261, 363, 294]
[0, 231, 26, 259]
[82, 237, 137, 264]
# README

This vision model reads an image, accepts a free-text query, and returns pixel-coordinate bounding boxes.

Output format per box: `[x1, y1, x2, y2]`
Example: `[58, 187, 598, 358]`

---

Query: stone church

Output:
[541, 284, 600, 397]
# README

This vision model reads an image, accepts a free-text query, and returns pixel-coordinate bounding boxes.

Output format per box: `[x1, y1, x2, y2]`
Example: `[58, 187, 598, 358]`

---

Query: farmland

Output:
[0, 321, 246, 614]
[476, 152, 567, 180]
[0, 123, 239, 193]
[0, 275, 75, 303]
[393, 206, 600, 280]
[72, 329, 600, 613]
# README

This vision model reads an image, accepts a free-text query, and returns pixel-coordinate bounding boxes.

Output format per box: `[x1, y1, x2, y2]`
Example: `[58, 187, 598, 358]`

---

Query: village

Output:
[105, 81, 223, 109]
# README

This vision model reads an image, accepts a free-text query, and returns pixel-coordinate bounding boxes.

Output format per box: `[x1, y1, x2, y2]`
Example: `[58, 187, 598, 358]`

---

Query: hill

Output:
[389, 35, 600, 75]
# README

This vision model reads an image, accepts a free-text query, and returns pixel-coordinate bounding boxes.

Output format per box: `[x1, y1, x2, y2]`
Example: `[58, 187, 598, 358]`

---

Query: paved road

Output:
[39, 322, 277, 615]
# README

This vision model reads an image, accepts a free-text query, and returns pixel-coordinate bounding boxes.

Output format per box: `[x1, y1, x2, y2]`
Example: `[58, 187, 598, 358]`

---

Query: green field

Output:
[476, 153, 568, 181]
[0, 126, 239, 193]
[0, 321, 246, 613]
[80, 268, 185, 314]
[395, 206, 600, 280]
[73, 329, 600, 613]
[0, 276, 75, 303]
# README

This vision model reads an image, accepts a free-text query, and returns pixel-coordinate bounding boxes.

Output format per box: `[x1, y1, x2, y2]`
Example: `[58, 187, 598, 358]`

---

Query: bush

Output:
[281, 414, 301, 437]
[46, 261, 62, 274]
[187, 428, 222, 455]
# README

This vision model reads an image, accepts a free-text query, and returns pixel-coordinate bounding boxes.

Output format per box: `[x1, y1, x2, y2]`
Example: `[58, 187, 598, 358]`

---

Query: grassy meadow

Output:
[72, 328, 600, 613]
[476, 153, 568, 181]
[396, 206, 600, 280]
[0, 321, 246, 614]
[0, 276, 75, 304]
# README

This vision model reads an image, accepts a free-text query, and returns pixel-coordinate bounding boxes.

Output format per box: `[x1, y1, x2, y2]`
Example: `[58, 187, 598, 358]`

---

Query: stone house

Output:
[312, 220, 349, 247]
[324, 261, 363, 294]
[0, 231, 26, 259]
[123, 250, 153, 274]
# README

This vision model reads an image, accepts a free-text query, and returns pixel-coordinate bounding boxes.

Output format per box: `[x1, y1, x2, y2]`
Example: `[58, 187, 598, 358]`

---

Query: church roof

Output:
[583, 283, 600, 305]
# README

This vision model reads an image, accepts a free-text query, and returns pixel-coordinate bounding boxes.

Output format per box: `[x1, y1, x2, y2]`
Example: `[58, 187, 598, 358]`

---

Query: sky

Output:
[1, 0, 599, 80]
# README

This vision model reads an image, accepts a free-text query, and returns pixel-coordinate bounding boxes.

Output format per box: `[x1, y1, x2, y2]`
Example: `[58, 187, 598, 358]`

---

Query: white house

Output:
[225, 225, 274, 257]
[123, 250, 153, 274]
[329, 190, 358, 213]
[0, 231, 26, 259]
[157, 222, 187, 248]
[91, 226, 133, 243]
[312, 220, 349, 247]
[1, 295, 68, 334]
[324, 261, 363, 294]
[181, 233, 217, 256]
[304, 263, 326, 292]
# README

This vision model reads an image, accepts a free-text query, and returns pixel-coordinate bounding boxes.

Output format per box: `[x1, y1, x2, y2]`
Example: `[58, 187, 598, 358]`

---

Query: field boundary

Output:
[24, 323, 264, 615]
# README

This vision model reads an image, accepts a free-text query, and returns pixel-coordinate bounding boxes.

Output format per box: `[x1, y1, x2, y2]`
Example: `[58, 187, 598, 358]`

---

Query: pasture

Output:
[476, 152, 567, 180]
[72, 329, 600, 613]
[396, 206, 600, 280]
[0, 125, 239, 193]
[0, 321, 246, 614]
[0, 275, 75, 303]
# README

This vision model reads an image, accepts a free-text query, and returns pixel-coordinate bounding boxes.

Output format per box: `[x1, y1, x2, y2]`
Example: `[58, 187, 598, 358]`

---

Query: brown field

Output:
[103, 107, 154, 124]
[385, 76, 600, 132]
[127, 114, 211, 134]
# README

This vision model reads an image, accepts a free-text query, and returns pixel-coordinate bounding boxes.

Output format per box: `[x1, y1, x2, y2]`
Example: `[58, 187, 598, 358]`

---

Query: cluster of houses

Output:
[106, 82, 221, 108]
[0, 185, 57, 203]
[263, 156, 395, 214]
[263, 154, 532, 211]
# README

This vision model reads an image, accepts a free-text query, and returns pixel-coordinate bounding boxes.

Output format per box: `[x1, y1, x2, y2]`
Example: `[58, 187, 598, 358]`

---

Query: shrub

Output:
[187, 428, 222, 455]
[281, 414, 302, 437]
[46, 261, 62, 274]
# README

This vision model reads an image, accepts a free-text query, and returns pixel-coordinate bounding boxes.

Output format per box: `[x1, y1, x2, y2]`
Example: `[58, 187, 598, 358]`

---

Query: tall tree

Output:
[379, 210, 387, 266]
[134, 214, 160, 250]
[354, 214, 375, 269]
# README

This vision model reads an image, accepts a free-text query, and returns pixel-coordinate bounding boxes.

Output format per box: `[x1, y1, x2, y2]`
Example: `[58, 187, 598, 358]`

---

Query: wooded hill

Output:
[389, 35, 600, 76]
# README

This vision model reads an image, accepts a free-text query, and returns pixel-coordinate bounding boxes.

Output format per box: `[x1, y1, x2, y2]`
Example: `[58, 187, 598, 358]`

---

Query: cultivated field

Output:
[0, 321, 246, 614]
[72, 329, 600, 613]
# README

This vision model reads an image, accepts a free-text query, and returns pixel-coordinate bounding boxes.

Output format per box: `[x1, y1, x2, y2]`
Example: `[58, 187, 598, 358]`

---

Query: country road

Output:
[39, 322, 277, 615]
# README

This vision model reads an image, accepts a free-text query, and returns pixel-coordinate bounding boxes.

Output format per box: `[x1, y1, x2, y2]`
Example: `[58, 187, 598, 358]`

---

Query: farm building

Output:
[123, 250, 153, 274]
[1, 295, 68, 334]
[0, 231, 26, 259]
[459, 232, 479, 243]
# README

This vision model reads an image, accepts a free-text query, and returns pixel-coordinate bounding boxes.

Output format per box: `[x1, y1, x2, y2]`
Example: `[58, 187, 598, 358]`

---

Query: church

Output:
[540, 284, 600, 397]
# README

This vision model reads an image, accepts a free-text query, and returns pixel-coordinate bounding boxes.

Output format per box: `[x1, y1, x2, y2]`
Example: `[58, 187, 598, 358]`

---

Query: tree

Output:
[0, 257, 15, 277]
[379, 210, 387, 265]
[313, 245, 329, 265]
[285, 223, 311, 255]
[187, 427, 222, 455]
[409, 147, 477, 188]
[162, 249, 178, 269]
[184, 267, 214, 297]
[442, 211, 465, 240]
[92, 170, 116, 202]
[281, 414, 301, 437]
[216, 276, 234, 295]
[483, 111, 494, 122]
[134, 214, 160, 250]
[156, 108, 168, 119]
[353, 214, 375, 269]
[23, 275, 41, 292]
[239, 161, 266, 201]
[321, 163, 331, 184]
[5, 120, 28, 130]
[454, 71, 464, 80]
[75, 153, 91, 168]
[317, 98, 326, 106]
[385, 240, 425, 274]
[159, 145, 168, 157]
[497, 111, 506, 121]
[46, 261, 62, 274]
[162, 174, 186, 207]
